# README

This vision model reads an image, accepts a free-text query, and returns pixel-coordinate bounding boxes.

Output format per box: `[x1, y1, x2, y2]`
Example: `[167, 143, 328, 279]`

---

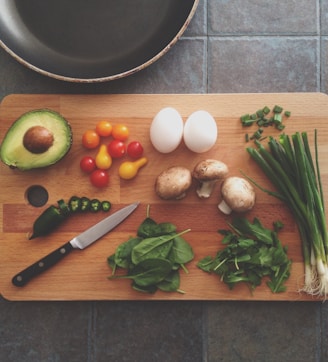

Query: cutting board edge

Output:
[1, 93, 328, 302]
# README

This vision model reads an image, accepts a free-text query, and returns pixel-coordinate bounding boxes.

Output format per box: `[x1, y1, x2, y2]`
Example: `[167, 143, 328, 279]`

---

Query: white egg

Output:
[150, 107, 184, 153]
[183, 110, 218, 153]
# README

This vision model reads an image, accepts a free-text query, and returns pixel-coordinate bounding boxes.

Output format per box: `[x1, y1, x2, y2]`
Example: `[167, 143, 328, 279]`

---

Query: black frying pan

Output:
[0, 0, 198, 82]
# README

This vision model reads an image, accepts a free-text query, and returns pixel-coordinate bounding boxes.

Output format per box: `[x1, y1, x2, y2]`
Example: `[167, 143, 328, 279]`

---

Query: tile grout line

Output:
[202, 302, 209, 362]
[317, 303, 322, 362]
[205, 0, 209, 93]
[87, 302, 97, 362]
[318, 0, 322, 92]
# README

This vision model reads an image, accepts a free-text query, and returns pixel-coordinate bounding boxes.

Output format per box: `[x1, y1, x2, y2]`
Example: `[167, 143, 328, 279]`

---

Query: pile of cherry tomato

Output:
[80, 121, 145, 188]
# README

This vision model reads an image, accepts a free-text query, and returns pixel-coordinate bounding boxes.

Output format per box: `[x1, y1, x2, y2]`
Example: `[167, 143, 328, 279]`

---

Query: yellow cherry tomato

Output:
[118, 157, 148, 180]
[95, 144, 112, 170]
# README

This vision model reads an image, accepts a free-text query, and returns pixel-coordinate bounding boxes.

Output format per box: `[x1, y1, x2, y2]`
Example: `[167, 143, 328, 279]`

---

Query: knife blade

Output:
[12, 202, 139, 287]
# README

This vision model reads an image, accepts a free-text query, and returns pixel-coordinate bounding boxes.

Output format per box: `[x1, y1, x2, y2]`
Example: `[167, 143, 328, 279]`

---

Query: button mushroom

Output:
[218, 176, 256, 214]
[155, 166, 192, 200]
[192, 159, 229, 198]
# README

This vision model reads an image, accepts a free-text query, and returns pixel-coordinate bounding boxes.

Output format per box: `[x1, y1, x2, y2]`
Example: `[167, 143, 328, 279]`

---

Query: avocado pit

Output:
[23, 126, 54, 154]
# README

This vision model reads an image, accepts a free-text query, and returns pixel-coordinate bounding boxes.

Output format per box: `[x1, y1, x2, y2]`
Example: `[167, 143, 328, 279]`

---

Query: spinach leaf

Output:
[131, 230, 189, 265]
[114, 237, 142, 268]
[132, 282, 158, 294]
[137, 217, 158, 238]
[157, 270, 182, 293]
[108, 206, 193, 294]
[137, 219, 177, 238]
[109, 258, 172, 287]
[168, 235, 194, 266]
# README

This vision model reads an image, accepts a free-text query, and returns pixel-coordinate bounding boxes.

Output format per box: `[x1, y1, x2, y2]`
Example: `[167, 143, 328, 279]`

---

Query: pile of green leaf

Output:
[197, 217, 292, 293]
[107, 207, 194, 294]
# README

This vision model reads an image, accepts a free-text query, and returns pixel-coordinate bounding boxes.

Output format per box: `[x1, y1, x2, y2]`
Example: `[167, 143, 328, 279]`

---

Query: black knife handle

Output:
[12, 242, 74, 287]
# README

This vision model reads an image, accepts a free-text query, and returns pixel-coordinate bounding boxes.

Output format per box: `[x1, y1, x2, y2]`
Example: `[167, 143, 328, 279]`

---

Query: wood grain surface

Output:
[0, 93, 327, 301]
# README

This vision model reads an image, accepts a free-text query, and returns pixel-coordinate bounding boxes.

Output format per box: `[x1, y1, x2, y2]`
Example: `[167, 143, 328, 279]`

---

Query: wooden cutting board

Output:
[1, 93, 327, 301]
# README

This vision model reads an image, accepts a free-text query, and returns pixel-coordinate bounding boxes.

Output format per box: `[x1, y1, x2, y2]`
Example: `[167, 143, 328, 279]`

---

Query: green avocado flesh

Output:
[0, 109, 73, 170]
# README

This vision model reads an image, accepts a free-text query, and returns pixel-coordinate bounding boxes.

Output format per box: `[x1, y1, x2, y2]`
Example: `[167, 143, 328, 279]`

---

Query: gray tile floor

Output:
[1, 1, 327, 361]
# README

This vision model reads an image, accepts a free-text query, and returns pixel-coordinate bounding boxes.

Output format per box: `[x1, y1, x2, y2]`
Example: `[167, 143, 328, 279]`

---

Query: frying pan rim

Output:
[0, 0, 199, 83]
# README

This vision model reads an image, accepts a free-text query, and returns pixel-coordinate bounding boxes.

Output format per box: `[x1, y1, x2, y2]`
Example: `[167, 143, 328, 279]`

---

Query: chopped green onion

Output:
[273, 113, 282, 124]
[256, 109, 264, 118]
[263, 106, 270, 114]
[241, 114, 250, 122]
[273, 105, 283, 113]
[242, 119, 256, 127]
[241, 105, 291, 142]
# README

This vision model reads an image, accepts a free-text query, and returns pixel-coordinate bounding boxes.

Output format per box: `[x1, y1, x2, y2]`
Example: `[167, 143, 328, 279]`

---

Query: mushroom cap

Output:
[220, 176, 255, 212]
[155, 166, 192, 200]
[192, 159, 228, 181]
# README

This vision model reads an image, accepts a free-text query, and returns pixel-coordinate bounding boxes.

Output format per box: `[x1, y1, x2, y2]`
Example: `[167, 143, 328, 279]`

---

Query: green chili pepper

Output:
[101, 201, 111, 212]
[68, 196, 81, 213]
[57, 199, 70, 216]
[30, 196, 112, 239]
[29, 205, 67, 239]
[80, 197, 91, 212]
[90, 199, 101, 212]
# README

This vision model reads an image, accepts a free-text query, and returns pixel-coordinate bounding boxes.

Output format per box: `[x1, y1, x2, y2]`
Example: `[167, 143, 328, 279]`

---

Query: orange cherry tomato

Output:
[112, 124, 129, 141]
[82, 130, 100, 149]
[95, 120, 112, 137]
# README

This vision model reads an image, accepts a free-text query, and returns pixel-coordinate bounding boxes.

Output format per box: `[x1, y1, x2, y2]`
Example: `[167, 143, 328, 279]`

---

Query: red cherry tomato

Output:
[90, 169, 109, 188]
[80, 156, 96, 174]
[127, 141, 144, 159]
[107, 139, 126, 158]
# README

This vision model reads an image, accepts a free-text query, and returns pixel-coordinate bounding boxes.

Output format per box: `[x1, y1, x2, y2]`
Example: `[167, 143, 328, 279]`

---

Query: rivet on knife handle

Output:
[12, 242, 74, 287]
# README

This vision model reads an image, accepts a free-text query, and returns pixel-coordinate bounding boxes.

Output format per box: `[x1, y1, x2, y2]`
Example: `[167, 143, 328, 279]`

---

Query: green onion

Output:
[273, 105, 283, 113]
[246, 131, 328, 298]
[240, 105, 290, 142]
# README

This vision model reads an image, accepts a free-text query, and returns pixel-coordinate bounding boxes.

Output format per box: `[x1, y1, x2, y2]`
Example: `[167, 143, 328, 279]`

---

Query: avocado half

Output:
[0, 109, 73, 170]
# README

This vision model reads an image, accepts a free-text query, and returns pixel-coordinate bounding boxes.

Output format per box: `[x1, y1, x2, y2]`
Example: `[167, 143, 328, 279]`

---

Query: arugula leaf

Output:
[197, 217, 292, 293]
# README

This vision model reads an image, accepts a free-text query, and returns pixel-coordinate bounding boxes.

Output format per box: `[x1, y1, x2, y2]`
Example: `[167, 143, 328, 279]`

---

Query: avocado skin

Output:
[0, 109, 73, 170]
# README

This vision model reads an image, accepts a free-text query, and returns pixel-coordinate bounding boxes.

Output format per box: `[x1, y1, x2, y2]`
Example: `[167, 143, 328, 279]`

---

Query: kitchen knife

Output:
[12, 202, 139, 287]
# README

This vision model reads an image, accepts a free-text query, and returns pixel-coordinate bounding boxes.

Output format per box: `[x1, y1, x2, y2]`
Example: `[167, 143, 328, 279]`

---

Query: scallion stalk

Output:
[246, 131, 328, 298]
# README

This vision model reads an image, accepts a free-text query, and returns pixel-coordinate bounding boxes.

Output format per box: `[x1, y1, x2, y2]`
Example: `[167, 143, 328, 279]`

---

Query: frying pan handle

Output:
[12, 241, 74, 287]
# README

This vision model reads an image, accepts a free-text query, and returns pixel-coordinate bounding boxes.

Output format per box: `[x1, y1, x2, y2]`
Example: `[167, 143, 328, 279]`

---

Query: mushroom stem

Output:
[218, 199, 233, 215]
[197, 180, 218, 198]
